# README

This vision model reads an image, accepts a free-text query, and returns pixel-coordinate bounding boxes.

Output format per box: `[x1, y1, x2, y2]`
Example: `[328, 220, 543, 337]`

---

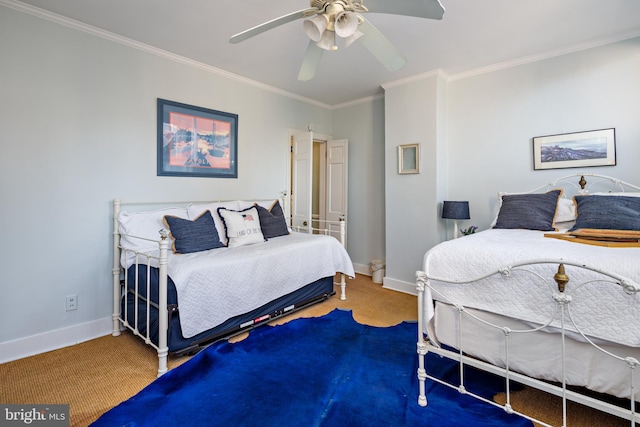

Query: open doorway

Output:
[311, 139, 326, 230]
[287, 130, 348, 239]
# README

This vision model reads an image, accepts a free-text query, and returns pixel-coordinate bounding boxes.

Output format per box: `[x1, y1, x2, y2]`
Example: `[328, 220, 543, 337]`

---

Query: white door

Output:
[291, 131, 313, 232]
[325, 139, 348, 241]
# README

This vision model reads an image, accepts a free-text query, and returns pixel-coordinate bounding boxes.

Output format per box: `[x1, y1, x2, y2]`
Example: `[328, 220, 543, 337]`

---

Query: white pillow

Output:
[217, 206, 265, 248]
[555, 197, 577, 223]
[593, 192, 640, 197]
[117, 207, 188, 266]
[187, 201, 240, 246]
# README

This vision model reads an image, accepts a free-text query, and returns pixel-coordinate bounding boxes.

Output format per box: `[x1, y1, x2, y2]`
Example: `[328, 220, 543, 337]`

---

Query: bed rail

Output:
[291, 217, 348, 300]
[416, 260, 640, 426]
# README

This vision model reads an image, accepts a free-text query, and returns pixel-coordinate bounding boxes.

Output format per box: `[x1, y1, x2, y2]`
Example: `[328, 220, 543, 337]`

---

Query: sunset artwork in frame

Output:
[157, 98, 238, 178]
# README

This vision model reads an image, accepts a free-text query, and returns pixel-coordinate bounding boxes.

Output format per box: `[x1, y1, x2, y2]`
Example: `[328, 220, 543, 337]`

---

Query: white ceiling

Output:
[7, 0, 640, 106]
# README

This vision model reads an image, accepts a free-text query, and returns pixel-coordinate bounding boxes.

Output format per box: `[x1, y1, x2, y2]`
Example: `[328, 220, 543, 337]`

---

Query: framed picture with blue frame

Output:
[157, 98, 238, 178]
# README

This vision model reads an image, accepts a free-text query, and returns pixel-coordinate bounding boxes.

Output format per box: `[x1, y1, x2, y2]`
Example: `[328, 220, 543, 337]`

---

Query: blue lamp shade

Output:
[442, 201, 470, 220]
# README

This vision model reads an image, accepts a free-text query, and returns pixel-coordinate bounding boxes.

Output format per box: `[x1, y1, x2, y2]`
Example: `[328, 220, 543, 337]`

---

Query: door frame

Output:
[285, 129, 331, 223]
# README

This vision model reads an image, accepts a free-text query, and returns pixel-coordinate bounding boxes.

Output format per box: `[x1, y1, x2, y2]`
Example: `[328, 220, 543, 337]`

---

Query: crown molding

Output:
[4, 0, 640, 108]
[0, 0, 332, 110]
[380, 31, 640, 89]
[331, 93, 384, 110]
[381, 69, 450, 92]
[448, 30, 640, 82]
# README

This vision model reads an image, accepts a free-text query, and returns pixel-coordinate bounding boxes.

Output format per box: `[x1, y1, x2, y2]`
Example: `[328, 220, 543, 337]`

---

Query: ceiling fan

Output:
[229, 0, 445, 81]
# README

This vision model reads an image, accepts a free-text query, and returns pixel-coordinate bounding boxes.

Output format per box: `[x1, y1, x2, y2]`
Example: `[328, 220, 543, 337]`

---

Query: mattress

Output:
[166, 232, 353, 337]
[423, 229, 640, 347]
[430, 301, 640, 401]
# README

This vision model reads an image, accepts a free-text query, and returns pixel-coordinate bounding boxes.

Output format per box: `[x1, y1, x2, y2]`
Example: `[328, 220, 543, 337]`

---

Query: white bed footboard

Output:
[291, 217, 348, 300]
[416, 260, 640, 426]
[112, 199, 171, 376]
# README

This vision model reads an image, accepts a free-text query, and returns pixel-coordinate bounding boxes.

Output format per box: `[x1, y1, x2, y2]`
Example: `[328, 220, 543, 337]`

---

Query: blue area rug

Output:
[92, 309, 532, 426]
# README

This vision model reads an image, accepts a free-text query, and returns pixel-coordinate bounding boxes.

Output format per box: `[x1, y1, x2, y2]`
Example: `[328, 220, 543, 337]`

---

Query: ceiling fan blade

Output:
[363, 0, 445, 20]
[358, 18, 406, 72]
[298, 41, 325, 81]
[230, 7, 318, 44]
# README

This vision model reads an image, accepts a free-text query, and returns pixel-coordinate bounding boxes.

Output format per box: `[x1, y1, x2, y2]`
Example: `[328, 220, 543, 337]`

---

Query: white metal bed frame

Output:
[111, 198, 348, 377]
[417, 261, 640, 427]
[416, 173, 640, 426]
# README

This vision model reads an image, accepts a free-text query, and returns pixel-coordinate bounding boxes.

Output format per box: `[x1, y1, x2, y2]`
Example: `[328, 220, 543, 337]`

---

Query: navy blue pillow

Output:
[569, 195, 640, 232]
[255, 200, 289, 238]
[493, 190, 562, 231]
[163, 210, 224, 254]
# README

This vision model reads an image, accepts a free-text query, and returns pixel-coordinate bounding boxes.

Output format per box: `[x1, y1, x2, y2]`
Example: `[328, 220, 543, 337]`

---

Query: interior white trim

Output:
[330, 93, 384, 110]
[352, 262, 370, 276]
[7, 0, 638, 109]
[0, 317, 112, 363]
[448, 30, 640, 82]
[382, 277, 417, 296]
[0, 0, 332, 110]
[382, 69, 450, 90]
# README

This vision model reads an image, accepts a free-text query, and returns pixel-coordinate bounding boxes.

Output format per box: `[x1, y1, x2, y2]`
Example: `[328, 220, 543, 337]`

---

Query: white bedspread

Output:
[423, 229, 640, 347]
[167, 232, 354, 338]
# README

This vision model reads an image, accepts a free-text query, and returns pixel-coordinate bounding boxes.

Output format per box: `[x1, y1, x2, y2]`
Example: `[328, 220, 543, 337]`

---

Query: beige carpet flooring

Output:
[0, 274, 627, 427]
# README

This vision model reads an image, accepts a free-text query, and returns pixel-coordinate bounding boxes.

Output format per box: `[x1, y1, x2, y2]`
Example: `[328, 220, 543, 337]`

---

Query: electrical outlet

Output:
[66, 294, 77, 311]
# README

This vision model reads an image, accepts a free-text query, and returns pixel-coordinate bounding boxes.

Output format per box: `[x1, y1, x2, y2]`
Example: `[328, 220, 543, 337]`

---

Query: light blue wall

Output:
[383, 74, 448, 289]
[383, 38, 640, 292]
[3, 3, 639, 359]
[447, 38, 640, 230]
[331, 98, 386, 272]
[0, 7, 335, 354]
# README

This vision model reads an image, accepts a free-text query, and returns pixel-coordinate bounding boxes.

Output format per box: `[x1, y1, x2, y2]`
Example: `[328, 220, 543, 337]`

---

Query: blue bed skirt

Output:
[121, 267, 335, 354]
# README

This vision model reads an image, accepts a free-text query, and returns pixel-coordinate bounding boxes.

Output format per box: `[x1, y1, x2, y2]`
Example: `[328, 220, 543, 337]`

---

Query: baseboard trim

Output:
[0, 274, 415, 363]
[0, 317, 112, 363]
[353, 262, 371, 276]
[382, 277, 418, 296]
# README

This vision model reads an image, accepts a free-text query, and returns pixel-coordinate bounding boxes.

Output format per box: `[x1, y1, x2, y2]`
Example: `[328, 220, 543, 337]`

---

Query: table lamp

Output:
[442, 201, 470, 239]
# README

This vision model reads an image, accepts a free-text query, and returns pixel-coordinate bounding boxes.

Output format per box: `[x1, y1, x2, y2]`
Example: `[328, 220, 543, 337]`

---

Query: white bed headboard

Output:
[525, 173, 640, 198]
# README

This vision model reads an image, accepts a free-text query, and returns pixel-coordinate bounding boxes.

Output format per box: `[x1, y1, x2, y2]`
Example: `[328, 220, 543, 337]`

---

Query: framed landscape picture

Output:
[157, 98, 238, 178]
[532, 128, 616, 171]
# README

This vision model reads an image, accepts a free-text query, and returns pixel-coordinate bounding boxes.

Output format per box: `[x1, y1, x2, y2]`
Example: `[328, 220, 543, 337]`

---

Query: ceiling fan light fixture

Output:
[334, 11, 359, 38]
[303, 14, 329, 42]
[316, 29, 337, 51]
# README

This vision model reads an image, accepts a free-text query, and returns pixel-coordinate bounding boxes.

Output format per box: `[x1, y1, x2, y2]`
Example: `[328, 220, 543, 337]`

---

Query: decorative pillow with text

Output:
[217, 206, 265, 247]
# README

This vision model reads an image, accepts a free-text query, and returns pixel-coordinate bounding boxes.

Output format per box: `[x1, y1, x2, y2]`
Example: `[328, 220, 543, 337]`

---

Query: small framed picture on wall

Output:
[398, 143, 420, 174]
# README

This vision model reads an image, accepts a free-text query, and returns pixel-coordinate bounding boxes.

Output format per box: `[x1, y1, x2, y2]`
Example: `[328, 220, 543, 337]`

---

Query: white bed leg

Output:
[338, 218, 347, 300]
[157, 231, 170, 377]
[416, 271, 428, 406]
[112, 199, 122, 337]
[340, 273, 347, 300]
[157, 348, 169, 378]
